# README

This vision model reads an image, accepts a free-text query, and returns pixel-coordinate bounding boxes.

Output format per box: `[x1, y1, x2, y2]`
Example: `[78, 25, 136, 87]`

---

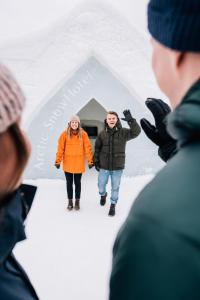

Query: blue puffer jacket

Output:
[0, 184, 39, 300]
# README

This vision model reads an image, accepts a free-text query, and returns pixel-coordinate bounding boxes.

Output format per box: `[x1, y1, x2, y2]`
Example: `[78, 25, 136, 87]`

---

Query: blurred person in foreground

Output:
[109, 1, 200, 299]
[0, 64, 39, 299]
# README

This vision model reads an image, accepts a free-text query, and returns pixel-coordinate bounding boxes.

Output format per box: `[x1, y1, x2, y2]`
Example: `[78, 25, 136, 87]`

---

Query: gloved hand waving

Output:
[121, 109, 133, 123]
[140, 98, 177, 162]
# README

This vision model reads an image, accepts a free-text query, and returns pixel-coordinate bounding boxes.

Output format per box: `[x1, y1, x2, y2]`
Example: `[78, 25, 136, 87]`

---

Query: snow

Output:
[0, 2, 163, 296]
[0, 0, 148, 44]
[24, 56, 163, 179]
[0, 0, 166, 180]
[0, 1, 165, 299]
[0, 1, 165, 180]
[14, 174, 153, 300]
[0, 1, 164, 124]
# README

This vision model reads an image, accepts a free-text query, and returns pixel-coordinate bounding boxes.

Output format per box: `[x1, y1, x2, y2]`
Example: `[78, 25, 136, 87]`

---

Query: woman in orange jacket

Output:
[55, 115, 93, 210]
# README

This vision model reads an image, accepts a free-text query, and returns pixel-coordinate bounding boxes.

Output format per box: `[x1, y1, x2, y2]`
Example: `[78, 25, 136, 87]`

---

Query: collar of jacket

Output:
[0, 184, 37, 265]
[167, 79, 200, 147]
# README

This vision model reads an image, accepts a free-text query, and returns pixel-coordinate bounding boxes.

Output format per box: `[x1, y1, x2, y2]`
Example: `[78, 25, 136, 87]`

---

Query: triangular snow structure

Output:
[0, 3, 163, 179]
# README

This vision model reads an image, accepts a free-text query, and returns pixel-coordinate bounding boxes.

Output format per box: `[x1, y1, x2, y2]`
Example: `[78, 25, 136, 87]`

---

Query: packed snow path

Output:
[14, 172, 153, 300]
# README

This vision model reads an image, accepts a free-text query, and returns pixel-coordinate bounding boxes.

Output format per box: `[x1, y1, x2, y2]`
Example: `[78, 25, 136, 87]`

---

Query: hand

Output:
[121, 109, 133, 123]
[55, 163, 60, 169]
[94, 163, 100, 172]
[88, 163, 94, 169]
[140, 98, 177, 162]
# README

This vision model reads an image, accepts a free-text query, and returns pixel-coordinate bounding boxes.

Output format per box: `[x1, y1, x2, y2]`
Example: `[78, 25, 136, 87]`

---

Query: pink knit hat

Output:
[69, 115, 80, 123]
[0, 64, 25, 133]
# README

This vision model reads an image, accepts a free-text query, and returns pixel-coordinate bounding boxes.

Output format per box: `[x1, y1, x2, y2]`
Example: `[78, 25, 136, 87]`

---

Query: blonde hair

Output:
[66, 123, 83, 139]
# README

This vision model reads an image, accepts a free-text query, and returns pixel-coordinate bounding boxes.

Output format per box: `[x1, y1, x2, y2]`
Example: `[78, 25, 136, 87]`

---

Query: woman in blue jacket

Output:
[0, 64, 39, 299]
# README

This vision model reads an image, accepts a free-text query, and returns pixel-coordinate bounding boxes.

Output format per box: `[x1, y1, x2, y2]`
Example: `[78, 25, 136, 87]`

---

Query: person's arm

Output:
[55, 132, 66, 168]
[121, 109, 141, 140]
[109, 216, 191, 300]
[140, 98, 177, 162]
[82, 131, 93, 167]
[93, 134, 103, 171]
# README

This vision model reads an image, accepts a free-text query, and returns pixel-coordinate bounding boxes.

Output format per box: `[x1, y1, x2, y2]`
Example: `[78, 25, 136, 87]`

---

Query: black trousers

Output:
[64, 172, 82, 200]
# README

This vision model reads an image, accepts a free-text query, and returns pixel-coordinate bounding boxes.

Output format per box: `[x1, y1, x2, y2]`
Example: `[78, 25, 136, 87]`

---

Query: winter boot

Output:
[75, 199, 80, 210]
[108, 204, 116, 216]
[67, 199, 73, 211]
[100, 192, 107, 206]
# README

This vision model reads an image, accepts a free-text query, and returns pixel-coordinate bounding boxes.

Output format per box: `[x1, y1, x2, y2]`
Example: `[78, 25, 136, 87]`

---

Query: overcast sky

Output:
[0, 0, 148, 44]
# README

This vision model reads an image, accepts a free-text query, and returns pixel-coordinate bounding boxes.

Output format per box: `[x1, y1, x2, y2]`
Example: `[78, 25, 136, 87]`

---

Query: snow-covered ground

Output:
[14, 172, 153, 300]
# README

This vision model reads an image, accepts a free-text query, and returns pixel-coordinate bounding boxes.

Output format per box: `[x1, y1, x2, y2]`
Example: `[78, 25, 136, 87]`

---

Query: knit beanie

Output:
[0, 64, 25, 133]
[148, 0, 200, 52]
[69, 115, 80, 123]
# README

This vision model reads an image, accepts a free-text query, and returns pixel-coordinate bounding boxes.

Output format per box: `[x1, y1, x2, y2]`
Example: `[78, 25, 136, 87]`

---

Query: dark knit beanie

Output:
[148, 0, 200, 52]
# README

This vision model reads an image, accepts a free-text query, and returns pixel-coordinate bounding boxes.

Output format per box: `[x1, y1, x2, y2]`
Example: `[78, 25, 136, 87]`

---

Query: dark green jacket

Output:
[109, 80, 200, 300]
[94, 119, 141, 170]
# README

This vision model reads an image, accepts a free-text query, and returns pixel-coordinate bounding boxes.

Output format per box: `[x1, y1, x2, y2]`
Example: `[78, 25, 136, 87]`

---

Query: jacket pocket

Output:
[113, 153, 125, 168]
[99, 152, 109, 168]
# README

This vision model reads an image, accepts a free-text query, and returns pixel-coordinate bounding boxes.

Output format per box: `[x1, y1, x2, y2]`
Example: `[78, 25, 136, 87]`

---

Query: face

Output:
[151, 38, 177, 101]
[70, 121, 79, 130]
[0, 132, 17, 193]
[0, 126, 31, 198]
[106, 114, 118, 128]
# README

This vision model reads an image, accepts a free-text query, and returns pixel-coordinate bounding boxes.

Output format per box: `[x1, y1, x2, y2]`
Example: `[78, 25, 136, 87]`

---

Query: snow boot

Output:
[75, 199, 80, 210]
[67, 199, 73, 211]
[100, 192, 107, 206]
[108, 204, 116, 216]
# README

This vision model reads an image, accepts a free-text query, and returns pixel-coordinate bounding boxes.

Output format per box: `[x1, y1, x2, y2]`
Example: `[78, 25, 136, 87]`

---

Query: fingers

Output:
[145, 98, 171, 126]
[140, 118, 161, 145]
[123, 109, 130, 115]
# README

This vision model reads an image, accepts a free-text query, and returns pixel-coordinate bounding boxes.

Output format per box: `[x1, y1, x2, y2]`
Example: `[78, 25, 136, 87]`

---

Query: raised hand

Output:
[121, 109, 133, 123]
[140, 98, 177, 162]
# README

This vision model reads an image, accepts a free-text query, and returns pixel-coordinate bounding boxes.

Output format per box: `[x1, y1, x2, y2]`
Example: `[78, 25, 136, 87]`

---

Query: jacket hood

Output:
[104, 118, 122, 131]
[167, 79, 200, 146]
[0, 184, 37, 265]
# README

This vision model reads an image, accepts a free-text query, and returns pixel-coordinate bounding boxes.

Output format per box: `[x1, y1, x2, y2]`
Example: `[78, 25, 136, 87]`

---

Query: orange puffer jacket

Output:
[55, 129, 93, 173]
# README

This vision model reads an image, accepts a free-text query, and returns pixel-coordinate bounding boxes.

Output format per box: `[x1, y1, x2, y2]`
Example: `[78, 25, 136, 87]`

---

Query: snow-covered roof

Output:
[0, 2, 163, 123]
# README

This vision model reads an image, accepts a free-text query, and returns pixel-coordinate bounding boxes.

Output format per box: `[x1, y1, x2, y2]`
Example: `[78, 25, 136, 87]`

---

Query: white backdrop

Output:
[0, 0, 148, 44]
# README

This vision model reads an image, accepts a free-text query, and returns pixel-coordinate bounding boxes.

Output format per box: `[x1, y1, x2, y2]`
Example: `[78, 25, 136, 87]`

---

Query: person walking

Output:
[109, 1, 200, 299]
[0, 64, 39, 299]
[55, 116, 93, 211]
[94, 110, 141, 216]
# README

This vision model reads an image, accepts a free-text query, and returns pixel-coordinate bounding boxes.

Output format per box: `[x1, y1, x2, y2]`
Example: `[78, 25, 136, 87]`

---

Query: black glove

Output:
[140, 98, 177, 162]
[94, 163, 100, 172]
[55, 163, 60, 169]
[121, 109, 133, 123]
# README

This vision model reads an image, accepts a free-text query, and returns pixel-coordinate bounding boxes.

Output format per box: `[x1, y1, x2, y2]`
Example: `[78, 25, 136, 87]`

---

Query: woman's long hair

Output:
[0, 123, 30, 202]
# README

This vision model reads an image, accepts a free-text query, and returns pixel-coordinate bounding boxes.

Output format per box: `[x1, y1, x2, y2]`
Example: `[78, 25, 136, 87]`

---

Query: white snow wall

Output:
[25, 57, 163, 179]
